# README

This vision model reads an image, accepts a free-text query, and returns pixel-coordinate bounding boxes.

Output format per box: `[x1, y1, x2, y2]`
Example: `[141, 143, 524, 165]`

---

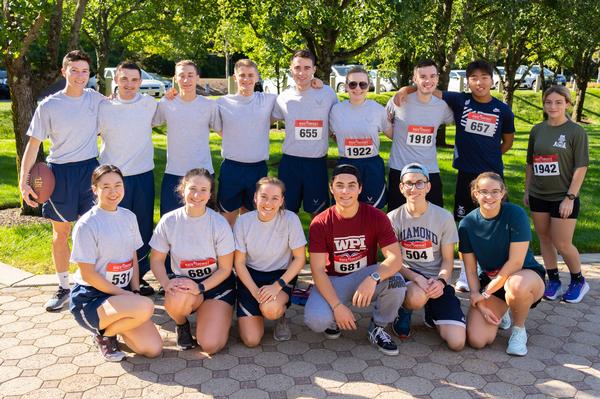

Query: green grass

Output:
[1, 90, 599, 274]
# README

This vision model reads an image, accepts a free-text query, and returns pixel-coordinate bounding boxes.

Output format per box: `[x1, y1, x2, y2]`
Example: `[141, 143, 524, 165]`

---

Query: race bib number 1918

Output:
[406, 125, 434, 147]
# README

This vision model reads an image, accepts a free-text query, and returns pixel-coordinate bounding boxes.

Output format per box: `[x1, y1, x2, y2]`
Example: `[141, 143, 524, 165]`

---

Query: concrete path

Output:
[0, 257, 599, 398]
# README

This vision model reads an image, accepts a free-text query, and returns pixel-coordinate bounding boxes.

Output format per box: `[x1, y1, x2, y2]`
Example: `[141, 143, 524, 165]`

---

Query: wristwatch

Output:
[197, 282, 206, 296]
[480, 288, 491, 299]
[566, 193, 577, 200]
[370, 272, 381, 284]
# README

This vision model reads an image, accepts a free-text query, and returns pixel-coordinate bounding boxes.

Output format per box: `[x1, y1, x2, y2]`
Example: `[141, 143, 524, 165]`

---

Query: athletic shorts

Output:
[478, 268, 545, 309]
[168, 273, 236, 306]
[529, 195, 580, 219]
[70, 283, 125, 335]
[387, 168, 444, 212]
[160, 173, 183, 216]
[453, 170, 479, 221]
[43, 158, 98, 222]
[218, 159, 268, 212]
[236, 267, 296, 317]
[337, 155, 386, 209]
[278, 154, 329, 214]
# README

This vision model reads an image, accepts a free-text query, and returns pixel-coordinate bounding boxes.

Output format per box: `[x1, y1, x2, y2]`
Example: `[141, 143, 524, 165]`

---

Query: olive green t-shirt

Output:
[526, 119, 589, 201]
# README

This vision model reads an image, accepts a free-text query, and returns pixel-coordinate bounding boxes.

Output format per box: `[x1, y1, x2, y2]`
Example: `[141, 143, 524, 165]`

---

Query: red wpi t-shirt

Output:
[309, 203, 398, 276]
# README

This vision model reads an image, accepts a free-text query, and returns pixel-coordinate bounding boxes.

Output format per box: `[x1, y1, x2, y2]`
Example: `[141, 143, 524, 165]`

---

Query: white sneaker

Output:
[273, 314, 291, 341]
[506, 326, 528, 356]
[499, 311, 511, 330]
[455, 265, 469, 292]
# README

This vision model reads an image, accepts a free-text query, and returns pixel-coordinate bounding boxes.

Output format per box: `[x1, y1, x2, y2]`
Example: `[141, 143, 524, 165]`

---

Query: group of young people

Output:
[18, 48, 588, 362]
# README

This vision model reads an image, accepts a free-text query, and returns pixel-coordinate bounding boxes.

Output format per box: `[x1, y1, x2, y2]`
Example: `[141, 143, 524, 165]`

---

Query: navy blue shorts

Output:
[423, 285, 466, 327]
[278, 154, 329, 214]
[236, 267, 297, 317]
[169, 273, 236, 306]
[388, 168, 444, 211]
[529, 195, 580, 219]
[217, 159, 267, 212]
[70, 283, 122, 335]
[43, 158, 98, 222]
[337, 156, 386, 209]
[479, 269, 544, 309]
[121, 170, 155, 277]
[160, 173, 183, 216]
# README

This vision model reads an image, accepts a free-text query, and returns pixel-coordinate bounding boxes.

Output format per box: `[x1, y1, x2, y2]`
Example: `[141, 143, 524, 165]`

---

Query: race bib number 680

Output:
[180, 259, 217, 279]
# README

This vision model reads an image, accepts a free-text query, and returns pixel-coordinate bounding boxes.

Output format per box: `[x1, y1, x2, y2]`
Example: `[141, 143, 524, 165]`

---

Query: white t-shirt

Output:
[152, 95, 221, 175]
[217, 92, 277, 163]
[98, 94, 157, 176]
[234, 210, 307, 272]
[71, 206, 143, 287]
[27, 89, 105, 164]
[150, 207, 234, 279]
[386, 93, 454, 173]
[272, 86, 338, 158]
[329, 99, 390, 159]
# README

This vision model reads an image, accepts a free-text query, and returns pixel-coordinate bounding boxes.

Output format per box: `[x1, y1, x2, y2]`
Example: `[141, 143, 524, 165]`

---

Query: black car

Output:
[0, 70, 9, 99]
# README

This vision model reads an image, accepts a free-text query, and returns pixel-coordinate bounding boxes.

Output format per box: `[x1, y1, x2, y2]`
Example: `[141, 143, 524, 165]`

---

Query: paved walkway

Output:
[1, 257, 599, 398]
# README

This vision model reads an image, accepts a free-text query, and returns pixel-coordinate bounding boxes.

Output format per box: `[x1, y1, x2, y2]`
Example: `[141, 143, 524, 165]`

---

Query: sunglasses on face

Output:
[347, 81, 369, 90]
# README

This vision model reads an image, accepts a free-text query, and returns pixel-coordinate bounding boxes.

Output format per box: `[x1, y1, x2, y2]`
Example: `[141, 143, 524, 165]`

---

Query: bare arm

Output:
[481, 241, 529, 296]
[559, 166, 588, 218]
[19, 137, 43, 207]
[500, 133, 514, 154]
[523, 163, 533, 207]
[79, 263, 131, 296]
[257, 245, 306, 303]
[199, 251, 233, 291]
[149, 249, 171, 289]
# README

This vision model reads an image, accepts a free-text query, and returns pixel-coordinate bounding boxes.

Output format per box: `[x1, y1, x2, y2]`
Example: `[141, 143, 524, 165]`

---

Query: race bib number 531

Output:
[533, 155, 560, 176]
[107, 260, 133, 287]
[295, 120, 323, 140]
[180, 259, 217, 279]
[465, 112, 497, 137]
[401, 241, 433, 263]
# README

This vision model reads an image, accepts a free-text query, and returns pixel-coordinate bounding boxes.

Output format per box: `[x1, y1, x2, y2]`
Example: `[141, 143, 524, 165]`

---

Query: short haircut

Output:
[470, 172, 508, 203]
[62, 50, 91, 69]
[116, 61, 141, 77]
[332, 164, 362, 186]
[91, 164, 124, 187]
[234, 59, 258, 74]
[413, 59, 438, 73]
[290, 49, 316, 66]
[175, 60, 198, 75]
[466, 60, 493, 78]
[345, 66, 370, 84]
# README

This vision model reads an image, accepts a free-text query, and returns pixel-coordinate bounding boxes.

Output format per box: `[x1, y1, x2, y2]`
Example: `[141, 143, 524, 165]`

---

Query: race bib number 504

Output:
[465, 112, 497, 137]
[401, 241, 433, 263]
[180, 259, 217, 279]
[106, 260, 133, 287]
[295, 120, 323, 140]
[533, 155, 560, 176]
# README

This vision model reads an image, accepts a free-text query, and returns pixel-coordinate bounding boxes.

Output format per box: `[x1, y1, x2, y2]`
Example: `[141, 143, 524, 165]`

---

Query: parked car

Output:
[493, 66, 505, 89]
[148, 72, 173, 91]
[368, 70, 395, 92]
[515, 65, 555, 89]
[330, 64, 361, 92]
[0, 69, 9, 99]
[263, 71, 293, 94]
[448, 70, 469, 92]
[554, 74, 567, 86]
[88, 67, 165, 97]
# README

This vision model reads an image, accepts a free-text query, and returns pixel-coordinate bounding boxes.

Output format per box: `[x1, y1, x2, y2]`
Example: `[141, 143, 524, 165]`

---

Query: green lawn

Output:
[0, 89, 598, 274]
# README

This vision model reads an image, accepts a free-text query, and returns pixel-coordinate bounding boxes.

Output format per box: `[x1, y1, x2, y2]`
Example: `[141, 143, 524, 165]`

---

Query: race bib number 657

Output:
[465, 112, 497, 137]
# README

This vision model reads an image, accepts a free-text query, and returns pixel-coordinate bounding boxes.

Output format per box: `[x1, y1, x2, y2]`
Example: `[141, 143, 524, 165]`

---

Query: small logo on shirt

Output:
[313, 199, 320, 204]
[465, 99, 470, 105]
[553, 134, 567, 149]
[315, 99, 323, 105]
[457, 205, 466, 217]
[493, 108, 500, 113]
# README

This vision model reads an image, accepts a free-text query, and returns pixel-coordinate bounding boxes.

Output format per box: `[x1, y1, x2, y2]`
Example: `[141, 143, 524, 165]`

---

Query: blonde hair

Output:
[543, 85, 572, 104]
[175, 60, 198, 75]
[255, 176, 286, 212]
[234, 59, 258, 74]
[470, 172, 507, 203]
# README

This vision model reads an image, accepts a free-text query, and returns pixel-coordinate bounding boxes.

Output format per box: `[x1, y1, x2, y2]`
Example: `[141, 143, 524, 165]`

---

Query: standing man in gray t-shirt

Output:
[272, 50, 338, 216]
[386, 60, 454, 211]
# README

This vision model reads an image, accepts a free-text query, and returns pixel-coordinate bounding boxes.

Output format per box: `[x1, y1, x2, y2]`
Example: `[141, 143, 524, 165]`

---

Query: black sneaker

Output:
[138, 279, 155, 296]
[94, 335, 126, 362]
[368, 323, 399, 356]
[176, 320, 197, 350]
[324, 326, 341, 340]
[157, 286, 165, 296]
[44, 287, 71, 312]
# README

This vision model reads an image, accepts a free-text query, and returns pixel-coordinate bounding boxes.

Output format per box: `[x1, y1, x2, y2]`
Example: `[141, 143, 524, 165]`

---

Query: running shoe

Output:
[273, 314, 291, 341]
[543, 279, 562, 300]
[176, 320, 197, 350]
[324, 324, 341, 340]
[44, 287, 70, 312]
[455, 266, 470, 292]
[368, 322, 399, 356]
[138, 279, 155, 296]
[562, 278, 590, 304]
[506, 326, 528, 356]
[391, 307, 412, 339]
[499, 311, 511, 330]
[95, 335, 126, 362]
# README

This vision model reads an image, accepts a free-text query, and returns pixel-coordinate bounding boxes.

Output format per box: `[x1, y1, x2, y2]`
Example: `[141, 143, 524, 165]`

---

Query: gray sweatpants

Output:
[304, 264, 406, 332]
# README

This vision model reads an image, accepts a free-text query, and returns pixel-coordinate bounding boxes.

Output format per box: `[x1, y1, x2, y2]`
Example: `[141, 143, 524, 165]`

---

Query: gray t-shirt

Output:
[71, 206, 143, 287]
[98, 94, 157, 176]
[217, 92, 277, 162]
[387, 203, 458, 278]
[386, 93, 454, 173]
[152, 95, 221, 175]
[234, 210, 307, 272]
[150, 207, 234, 279]
[329, 99, 390, 159]
[27, 89, 105, 164]
[272, 86, 338, 158]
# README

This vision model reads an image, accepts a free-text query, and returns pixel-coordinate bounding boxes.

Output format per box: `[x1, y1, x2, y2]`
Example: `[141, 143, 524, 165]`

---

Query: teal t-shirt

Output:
[458, 203, 544, 276]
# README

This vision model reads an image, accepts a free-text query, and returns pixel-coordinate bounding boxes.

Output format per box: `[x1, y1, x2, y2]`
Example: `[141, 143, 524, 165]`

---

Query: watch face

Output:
[371, 272, 381, 281]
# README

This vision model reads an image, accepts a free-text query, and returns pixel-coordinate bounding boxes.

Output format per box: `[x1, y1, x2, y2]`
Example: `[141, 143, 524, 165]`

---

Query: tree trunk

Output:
[572, 80, 588, 122]
[395, 58, 412, 88]
[96, 47, 109, 94]
[436, 68, 452, 148]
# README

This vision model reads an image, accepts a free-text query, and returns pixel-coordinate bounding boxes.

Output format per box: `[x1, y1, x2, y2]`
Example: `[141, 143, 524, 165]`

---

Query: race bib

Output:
[344, 138, 374, 158]
[295, 120, 323, 140]
[533, 155, 560, 176]
[464, 112, 497, 137]
[401, 241, 433, 263]
[106, 260, 133, 288]
[180, 258, 217, 279]
[333, 252, 367, 274]
[406, 125, 434, 147]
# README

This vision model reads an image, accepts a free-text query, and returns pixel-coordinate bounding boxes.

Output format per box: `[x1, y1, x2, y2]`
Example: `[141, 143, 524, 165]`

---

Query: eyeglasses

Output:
[347, 81, 369, 90]
[401, 181, 428, 190]
[476, 189, 503, 198]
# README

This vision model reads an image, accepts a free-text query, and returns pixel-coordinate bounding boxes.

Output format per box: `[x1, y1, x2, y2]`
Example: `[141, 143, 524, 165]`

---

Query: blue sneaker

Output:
[562, 278, 590, 303]
[391, 308, 412, 339]
[543, 279, 562, 300]
[506, 326, 528, 356]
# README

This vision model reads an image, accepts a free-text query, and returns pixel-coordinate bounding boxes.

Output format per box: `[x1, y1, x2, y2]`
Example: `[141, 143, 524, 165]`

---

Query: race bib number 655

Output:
[106, 260, 133, 287]
[295, 120, 323, 140]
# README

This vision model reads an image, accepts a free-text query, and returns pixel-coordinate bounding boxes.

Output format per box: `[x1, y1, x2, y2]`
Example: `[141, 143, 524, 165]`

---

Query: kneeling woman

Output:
[70, 165, 162, 362]
[150, 168, 235, 353]
[234, 177, 307, 345]
[459, 172, 545, 356]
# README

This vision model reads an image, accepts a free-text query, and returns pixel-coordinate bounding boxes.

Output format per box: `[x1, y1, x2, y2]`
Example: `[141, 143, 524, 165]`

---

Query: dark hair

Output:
[345, 66, 370, 85]
[176, 168, 216, 210]
[466, 60, 493, 78]
[414, 59, 438, 73]
[470, 172, 508, 203]
[291, 49, 316, 66]
[175, 59, 199, 75]
[91, 164, 124, 187]
[62, 50, 92, 69]
[255, 176, 286, 212]
[332, 164, 362, 186]
[116, 61, 142, 78]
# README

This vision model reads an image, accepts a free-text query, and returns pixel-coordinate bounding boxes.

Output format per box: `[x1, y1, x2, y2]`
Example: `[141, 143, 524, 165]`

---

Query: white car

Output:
[515, 65, 554, 89]
[368, 70, 395, 92]
[263, 72, 293, 94]
[88, 67, 165, 97]
[447, 70, 468, 92]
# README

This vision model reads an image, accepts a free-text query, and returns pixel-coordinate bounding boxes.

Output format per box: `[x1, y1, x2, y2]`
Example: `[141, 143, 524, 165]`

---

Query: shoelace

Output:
[372, 326, 392, 344]
[54, 288, 69, 298]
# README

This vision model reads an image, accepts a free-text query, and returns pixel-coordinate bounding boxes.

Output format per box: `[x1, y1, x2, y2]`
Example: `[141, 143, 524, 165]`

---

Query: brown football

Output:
[28, 162, 55, 204]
